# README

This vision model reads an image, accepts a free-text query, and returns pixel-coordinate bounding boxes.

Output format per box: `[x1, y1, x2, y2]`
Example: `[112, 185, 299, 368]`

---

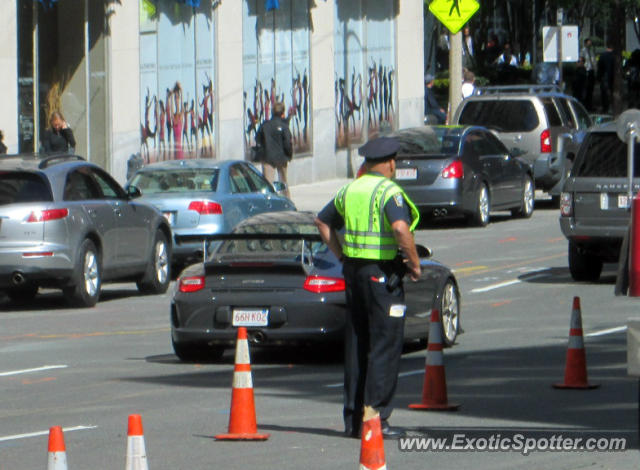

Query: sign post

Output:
[428, 0, 480, 122]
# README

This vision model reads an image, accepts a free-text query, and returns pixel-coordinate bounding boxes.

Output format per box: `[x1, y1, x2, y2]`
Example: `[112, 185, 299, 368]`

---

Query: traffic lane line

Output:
[452, 253, 564, 279]
[0, 365, 67, 377]
[0, 425, 97, 443]
[469, 271, 548, 293]
[0, 327, 169, 342]
[586, 326, 627, 337]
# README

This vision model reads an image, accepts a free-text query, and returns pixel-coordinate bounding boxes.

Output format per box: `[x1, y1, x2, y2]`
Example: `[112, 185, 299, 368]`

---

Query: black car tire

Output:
[470, 184, 490, 227]
[440, 279, 460, 347]
[7, 283, 39, 303]
[172, 339, 224, 362]
[64, 239, 101, 308]
[511, 176, 534, 218]
[568, 241, 603, 282]
[137, 230, 171, 295]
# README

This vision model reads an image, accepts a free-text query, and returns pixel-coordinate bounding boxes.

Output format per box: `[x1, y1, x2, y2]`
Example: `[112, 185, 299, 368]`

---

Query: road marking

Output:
[471, 279, 520, 293]
[454, 253, 563, 279]
[453, 265, 488, 274]
[0, 425, 97, 443]
[0, 327, 169, 342]
[0, 365, 67, 377]
[586, 326, 627, 337]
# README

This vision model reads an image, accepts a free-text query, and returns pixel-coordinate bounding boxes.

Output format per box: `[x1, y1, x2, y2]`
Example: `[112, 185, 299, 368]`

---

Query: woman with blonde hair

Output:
[41, 111, 76, 154]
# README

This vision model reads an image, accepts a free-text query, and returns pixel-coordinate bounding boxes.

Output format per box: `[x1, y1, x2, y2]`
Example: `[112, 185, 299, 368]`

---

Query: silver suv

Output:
[0, 155, 172, 307]
[559, 122, 640, 281]
[453, 85, 593, 198]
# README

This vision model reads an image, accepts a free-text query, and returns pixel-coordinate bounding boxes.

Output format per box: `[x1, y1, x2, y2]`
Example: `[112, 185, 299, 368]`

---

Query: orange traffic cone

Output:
[359, 406, 387, 470]
[215, 327, 269, 441]
[553, 297, 600, 389]
[125, 414, 149, 470]
[409, 309, 460, 411]
[47, 426, 68, 470]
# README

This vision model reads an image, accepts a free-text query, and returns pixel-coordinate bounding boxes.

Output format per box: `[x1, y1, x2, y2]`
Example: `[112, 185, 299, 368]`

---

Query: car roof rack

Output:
[473, 84, 562, 96]
[38, 154, 85, 169]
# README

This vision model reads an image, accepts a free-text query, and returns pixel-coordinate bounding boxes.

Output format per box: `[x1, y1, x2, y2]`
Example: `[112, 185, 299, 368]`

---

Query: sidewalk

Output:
[289, 178, 350, 213]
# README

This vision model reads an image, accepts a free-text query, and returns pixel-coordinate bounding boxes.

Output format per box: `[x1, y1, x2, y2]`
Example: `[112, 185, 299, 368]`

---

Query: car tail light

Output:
[22, 252, 54, 257]
[540, 129, 552, 153]
[188, 200, 222, 215]
[303, 275, 346, 293]
[179, 275, 205, 292]
[442, 160, 463, 179]
[26, 208, 69, 223]
[560, 192, 573, 217]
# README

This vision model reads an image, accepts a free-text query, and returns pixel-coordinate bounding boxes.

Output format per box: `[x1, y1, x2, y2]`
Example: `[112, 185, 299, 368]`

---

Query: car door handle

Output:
[248, 204, 258, 212]
[514, 135, 522, 142]
[88, 209, 97, 218]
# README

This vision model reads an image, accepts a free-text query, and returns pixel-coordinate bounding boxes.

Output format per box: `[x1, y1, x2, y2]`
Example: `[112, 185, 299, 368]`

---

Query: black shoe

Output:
[344, 426, 361, 439]
[380, 420, 406, 439]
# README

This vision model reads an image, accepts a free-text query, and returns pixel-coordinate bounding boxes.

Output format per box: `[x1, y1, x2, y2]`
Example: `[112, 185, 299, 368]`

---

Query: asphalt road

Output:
[1, 199, 639, 469]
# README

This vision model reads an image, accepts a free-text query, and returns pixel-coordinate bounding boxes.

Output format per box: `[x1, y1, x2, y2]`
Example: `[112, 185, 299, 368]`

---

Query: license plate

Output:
[600, 193, 609, 210]
[163, 212, 176, 225]
[618, 194, 630, 209]
[232, 308, 269, 327]
[395, 168, 417, 180]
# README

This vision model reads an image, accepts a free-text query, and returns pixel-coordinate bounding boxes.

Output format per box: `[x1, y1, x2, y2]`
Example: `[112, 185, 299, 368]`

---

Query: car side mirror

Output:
[271, 181, 287, 195]
[416, 244, 432, 258]
[510, 147, 527, 158]
[127, 185, 142, 199]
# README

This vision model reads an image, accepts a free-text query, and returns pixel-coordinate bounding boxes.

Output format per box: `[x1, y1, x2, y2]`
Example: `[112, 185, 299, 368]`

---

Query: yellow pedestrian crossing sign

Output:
[429, 0, 480, 34]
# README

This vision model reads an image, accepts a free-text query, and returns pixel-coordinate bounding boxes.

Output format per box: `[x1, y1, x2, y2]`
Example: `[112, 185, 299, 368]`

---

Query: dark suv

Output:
[453, 85, 592, 199]
[559, 122, 640, 281]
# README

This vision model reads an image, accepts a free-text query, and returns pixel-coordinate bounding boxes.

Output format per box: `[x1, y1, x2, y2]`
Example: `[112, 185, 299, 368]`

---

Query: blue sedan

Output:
[127, 159, 296, 266]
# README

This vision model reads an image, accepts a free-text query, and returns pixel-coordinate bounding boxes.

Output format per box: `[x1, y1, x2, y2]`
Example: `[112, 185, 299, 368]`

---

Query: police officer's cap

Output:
[358, 137, 400, 162]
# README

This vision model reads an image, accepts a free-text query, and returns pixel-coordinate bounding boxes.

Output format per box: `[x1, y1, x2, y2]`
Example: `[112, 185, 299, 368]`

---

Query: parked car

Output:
[452, 84, 592, 200]
[559, 121, 640, 281]
[0, 154, 172, 307]
[126, 159, 296, 267]
[170, 211, 461, 361]
[392, 126, 534, 226]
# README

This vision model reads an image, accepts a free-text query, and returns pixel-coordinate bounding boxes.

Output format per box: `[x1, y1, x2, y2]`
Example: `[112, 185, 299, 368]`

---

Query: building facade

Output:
[1, 0, 424, 184]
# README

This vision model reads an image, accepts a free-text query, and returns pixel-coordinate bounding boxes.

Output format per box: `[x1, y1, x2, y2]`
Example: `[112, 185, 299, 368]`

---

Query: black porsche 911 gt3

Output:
[170, 211, 461, 361]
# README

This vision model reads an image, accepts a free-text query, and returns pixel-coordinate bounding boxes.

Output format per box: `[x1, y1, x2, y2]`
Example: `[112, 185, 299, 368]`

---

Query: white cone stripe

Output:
[235, 339, 250, 365]
[568, 335, 585, 349]
[427, 352, 444, 366]
[232, 371, 253, 389]
[126, 436, 149, 470]
[47, 452, 68, 470]
[570, 310, 583, 329]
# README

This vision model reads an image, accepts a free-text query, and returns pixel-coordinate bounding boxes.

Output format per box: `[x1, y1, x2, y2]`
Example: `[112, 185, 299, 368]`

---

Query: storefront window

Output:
[139, 0, 215, 162]
[242, 0, 311, 158]
[334, 0, 396, 148]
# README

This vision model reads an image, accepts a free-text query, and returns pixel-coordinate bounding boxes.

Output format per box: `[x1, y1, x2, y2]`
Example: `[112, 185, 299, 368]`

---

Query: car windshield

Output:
[213, 222, 328, 262]
[573, 132, 640, 177]
[130, 169, 219, 194]
[458, 100, 539, 132]
[0, 172, 53, 205]
[395, 127, 462, 155]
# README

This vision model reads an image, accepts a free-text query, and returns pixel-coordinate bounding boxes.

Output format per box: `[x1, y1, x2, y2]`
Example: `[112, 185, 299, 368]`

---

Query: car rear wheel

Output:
[470, 184, 490, 227]
[440, 279, 460, 347]
[7, 284, 39, 304]
[137, 230, 171, 295]
[511, 176, 534, 218]
[568, 241, 603, 282]
[64, 239, 101, 308]
[172, 339, 224, 362]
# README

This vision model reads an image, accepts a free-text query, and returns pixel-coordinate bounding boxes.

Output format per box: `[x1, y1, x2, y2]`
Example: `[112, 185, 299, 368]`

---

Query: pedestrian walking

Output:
[581, 38, 596, 111]
[314, 136, 421, 440]
[41, 111, 76, 154]
[461, 69, 476, 99]
[256, 101, 293, 198]
[0, 130, 7, 154]
[598, 44, 615, 114]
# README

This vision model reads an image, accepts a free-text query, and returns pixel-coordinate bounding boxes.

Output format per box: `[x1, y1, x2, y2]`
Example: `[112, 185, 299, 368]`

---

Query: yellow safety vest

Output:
[334, 174, 420, 260]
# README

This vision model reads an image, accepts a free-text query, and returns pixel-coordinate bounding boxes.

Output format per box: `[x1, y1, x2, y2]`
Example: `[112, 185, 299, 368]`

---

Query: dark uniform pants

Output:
[342, 260, 405, 434]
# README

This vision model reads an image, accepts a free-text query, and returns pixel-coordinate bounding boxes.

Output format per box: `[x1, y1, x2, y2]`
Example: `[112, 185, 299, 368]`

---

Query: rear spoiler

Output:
[174, 232, 323, 273]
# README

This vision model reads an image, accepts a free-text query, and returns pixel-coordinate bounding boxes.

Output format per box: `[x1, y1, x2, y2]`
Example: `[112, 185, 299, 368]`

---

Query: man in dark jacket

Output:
[598, 45, 615, 114]
[424, 74, 446, 124]
[256, 101, 293, 197]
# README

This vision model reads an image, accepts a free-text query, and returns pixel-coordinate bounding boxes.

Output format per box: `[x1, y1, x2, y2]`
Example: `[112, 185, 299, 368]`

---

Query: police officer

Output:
[314, 137, 421, 439]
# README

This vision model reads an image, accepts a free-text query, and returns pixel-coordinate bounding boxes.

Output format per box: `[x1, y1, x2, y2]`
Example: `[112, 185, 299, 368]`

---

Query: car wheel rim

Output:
[524, 180, 534, 215]
[155, 240, 169, 284]
[441, 282, 459, 343]
[479, 187, 489, 223]
[84, 251, 99, 297]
